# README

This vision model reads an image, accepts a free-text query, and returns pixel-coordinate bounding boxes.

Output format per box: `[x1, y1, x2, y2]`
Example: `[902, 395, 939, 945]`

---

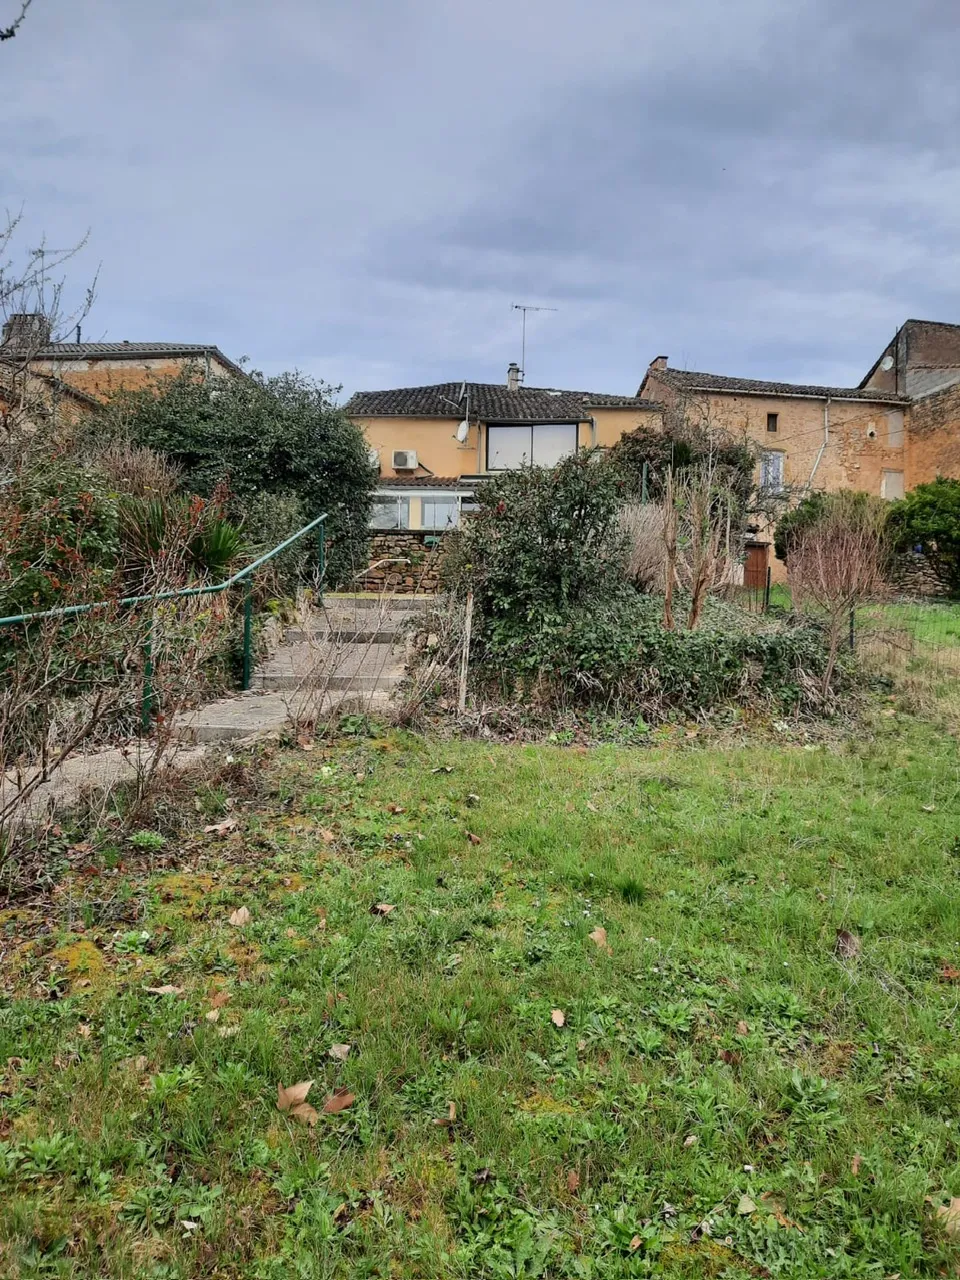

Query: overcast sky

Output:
[3, 0, 959, 399]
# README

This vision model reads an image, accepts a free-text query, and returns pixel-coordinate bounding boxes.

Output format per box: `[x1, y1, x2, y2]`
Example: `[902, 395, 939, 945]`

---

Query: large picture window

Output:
[487, 423, 578, 470]
[370, 496, 410, 530]
[421, 498, 459, 530]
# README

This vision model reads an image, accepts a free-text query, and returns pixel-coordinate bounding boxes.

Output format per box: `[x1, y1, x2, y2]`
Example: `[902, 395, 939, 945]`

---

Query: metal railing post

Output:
[764, 566, 772, 613]
[241, 580, 254, 690]
[317, 528, 326, 602]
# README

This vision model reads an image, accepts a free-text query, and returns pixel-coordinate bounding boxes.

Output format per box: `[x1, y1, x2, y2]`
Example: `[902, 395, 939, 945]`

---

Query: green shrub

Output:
[98, 367, 376, 588]
[610, 419, 757, 509]
[888, 477, 960, 596]
[445, 449, 629, 627]
[0, 454, 120, 614]
[774, 491, 884, 565]
[444, 453, 840, 718]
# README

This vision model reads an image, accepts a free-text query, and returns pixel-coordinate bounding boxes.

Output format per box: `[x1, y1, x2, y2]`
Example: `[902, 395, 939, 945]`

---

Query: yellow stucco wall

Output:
[354, 405, 662, 479]
[33, 354, 237, 401]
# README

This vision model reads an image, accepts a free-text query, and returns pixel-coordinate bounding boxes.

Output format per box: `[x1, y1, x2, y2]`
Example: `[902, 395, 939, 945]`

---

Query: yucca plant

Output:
[189, 516, 244, 576]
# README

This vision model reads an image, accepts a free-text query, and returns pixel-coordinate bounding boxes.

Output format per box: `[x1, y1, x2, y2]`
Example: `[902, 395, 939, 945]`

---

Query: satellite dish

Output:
[880, 355, 894, 371]
[455, 420, 470, 443]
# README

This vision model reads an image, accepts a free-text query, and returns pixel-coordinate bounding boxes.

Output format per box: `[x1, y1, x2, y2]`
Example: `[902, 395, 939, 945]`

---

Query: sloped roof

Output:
[647, 365, 909, 404]
[22, 341, 245, 377]
[346, 381, 659, 421]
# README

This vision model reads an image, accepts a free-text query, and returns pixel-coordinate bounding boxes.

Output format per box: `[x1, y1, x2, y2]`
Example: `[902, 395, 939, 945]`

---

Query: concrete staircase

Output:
[180, 595, 430, 743]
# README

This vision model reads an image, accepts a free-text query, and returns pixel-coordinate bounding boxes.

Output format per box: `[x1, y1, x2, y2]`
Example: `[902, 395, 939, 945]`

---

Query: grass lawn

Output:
[3, 718, 960, 1277]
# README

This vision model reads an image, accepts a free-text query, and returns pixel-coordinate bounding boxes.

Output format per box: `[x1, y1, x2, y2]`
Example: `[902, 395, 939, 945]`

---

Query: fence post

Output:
[141, 623, 154, 734]
[764, 566, 772, 613]
[849, 608, 855, 651]
[317, 528, 326, 602]
[241, 580, 253, 691]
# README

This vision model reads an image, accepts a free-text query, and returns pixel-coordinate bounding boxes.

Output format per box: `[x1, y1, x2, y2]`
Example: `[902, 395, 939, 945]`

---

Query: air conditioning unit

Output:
[392, 449, 418, 470]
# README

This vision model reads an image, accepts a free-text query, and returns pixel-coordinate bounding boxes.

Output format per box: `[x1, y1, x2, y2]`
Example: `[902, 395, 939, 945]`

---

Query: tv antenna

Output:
[512, 303, 557, 384]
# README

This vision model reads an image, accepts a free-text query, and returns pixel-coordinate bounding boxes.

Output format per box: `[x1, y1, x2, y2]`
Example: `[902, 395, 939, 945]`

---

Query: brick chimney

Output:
[1, 312, 53, 349]
[648, 355, 668, 371]
[506, 361, 521, 392]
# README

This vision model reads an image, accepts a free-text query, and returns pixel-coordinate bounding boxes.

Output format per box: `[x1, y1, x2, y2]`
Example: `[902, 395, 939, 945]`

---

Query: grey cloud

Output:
[2, 0, 959, 395]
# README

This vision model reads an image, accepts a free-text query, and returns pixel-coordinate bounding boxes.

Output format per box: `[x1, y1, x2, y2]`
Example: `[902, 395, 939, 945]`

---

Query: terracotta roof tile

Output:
[653, 366, 909, 404]
[346, 381, 660, 421]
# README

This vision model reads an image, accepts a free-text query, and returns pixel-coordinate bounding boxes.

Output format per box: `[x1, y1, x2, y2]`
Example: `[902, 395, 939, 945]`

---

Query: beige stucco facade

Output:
[355, 404, 662, 481]
[32, 353, 238, 401]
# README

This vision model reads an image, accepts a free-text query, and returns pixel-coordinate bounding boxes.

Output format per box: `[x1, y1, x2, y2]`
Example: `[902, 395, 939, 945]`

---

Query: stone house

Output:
[349, 320, 960, 587]
[0, 312, 243, 405]
[345, 365, 661, 535]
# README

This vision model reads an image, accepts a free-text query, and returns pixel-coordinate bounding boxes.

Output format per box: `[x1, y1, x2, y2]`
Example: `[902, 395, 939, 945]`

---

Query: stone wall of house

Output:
[359, 531, 446, 594]
[906, 381, 960, 487]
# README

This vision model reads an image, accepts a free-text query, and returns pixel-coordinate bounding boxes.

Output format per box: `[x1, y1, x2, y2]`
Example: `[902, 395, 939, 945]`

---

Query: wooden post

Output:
[458, 590, 474, 715]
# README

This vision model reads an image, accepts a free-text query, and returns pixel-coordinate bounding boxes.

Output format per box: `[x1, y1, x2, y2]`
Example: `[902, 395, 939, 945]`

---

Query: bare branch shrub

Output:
[619, 502, 666, 590]
[789, 493, 890, 695]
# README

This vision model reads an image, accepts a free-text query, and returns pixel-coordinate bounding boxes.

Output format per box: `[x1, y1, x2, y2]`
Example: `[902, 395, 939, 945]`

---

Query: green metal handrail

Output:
[0, 511, 328, 728]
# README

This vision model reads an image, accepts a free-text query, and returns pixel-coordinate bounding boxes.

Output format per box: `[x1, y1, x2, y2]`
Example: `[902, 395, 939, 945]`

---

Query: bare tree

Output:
[789, 494, 889, 696]
[0, 212, 97, 454]
[1, 0, 32, 43]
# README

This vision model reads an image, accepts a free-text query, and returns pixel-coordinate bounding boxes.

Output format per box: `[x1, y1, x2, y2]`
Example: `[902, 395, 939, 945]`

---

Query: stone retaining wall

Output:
[359, 531, 446, 594]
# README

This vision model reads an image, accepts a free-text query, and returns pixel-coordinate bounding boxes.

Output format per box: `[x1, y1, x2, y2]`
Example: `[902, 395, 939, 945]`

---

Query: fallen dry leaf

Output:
[939, 964, 960, 981]
[585, 801, 597, 812]
[77, 1023, 93, 1039]
[588, 926, 612, 955]
[205, 1009, 221, 1024]
[736, 1020, 750, 1036]
[851, 1154, 862, 1176]
[319, 828, 336, 843]
[431, 765, 453, 774]
[371, 903, 395, 917]
[629, 1236, 643, 1252]
[276, 1080, 319, 1124]
[566, 1169, 580, 1193]
[386, 803, 404, 814]
[144, 984, 182, 996]
[322, 1087, 356, 1115]
[936, 1198, 960, 1238]
[737, 1194, 757, 1215]
[760, 1192, 803, 1232]
[466, 832, 481, 845]
[204, 817, 238, 837]
[719, 1048, 742, 1066]
[551, 1009, 566, 1028]
[328, 1043, 352, 1061]
[277, 1080, 314, 1112]
[835, 929, 861, 960]
[227, 906, 252, 927]
[209, 990, 231, 1009]
[217, 1026, 239, 1038]
[683, 1134, 698, 1148]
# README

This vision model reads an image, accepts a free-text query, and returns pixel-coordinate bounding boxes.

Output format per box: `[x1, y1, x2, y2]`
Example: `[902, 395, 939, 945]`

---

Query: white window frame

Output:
[369, 491, 473, 530]
[369, 495, 411, 530]
[760, 450, 785, 493]
[486, 422, 579, 471]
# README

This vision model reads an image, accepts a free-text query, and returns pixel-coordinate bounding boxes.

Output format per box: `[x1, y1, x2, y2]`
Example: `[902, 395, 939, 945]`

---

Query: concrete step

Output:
[250, 640, 404, 694]
[177, 687, 396, 743]
[252, 672, 400, 693]
[324, 593, 434, 611]
[284, 627, 406, 644]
